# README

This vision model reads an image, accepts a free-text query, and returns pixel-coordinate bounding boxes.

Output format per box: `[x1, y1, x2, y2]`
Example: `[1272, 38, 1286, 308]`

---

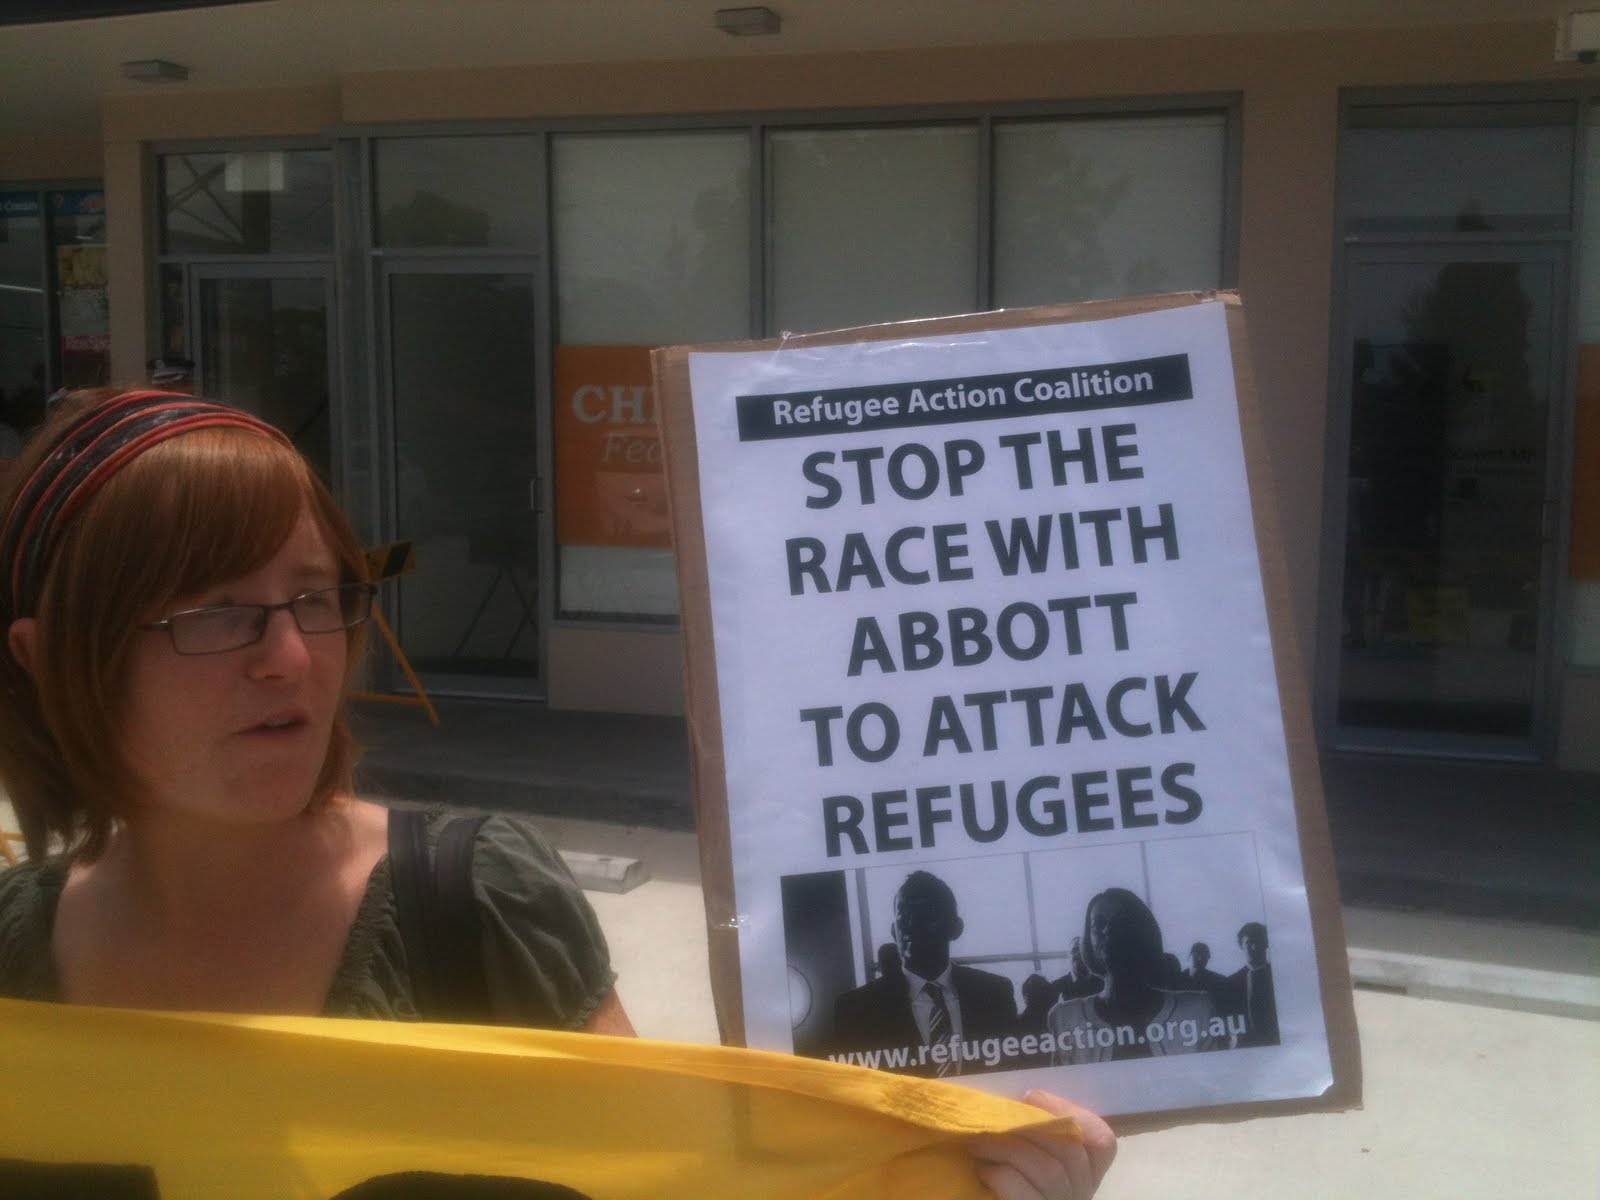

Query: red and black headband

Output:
[0, 390, 292, 619]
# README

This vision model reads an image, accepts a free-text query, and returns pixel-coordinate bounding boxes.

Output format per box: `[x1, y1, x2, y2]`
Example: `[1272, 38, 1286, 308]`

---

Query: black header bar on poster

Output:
[734, 354, 1192, 442]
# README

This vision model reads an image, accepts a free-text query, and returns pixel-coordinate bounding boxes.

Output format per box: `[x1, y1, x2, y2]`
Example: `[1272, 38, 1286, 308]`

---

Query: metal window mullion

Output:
[531, 130, 555, 667]
[976, 115, 994, 312]
[1313, 93, 1359, 746]
[1219, 94, 1244, 290]
[757, 122, 776, 338]
[330, 134, 368, 536]
[37, 187, 58, 393]
[749, 123, 766, 339]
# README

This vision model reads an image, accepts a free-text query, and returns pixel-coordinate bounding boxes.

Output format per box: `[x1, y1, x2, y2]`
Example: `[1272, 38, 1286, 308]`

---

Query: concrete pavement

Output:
[531, 811, 1600, 1200]
[1101, 988, 1599, 1199]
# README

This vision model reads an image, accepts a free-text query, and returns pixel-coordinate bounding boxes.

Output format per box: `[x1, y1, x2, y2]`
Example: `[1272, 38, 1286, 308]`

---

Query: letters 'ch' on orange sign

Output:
[553, 345, 672, 550]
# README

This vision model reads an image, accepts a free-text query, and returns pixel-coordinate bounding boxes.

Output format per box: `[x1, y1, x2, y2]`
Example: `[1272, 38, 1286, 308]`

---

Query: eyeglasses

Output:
[140, 583, 376, 655]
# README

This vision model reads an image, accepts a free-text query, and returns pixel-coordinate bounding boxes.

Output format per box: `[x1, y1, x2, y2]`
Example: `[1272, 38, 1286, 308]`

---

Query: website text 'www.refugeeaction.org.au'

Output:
[825, 1014, 1247, 1071]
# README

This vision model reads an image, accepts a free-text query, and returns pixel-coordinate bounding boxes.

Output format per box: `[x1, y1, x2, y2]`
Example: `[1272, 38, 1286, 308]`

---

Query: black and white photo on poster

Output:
[782, 833, 1279, 1080]
[680, 299, 1336, 1116]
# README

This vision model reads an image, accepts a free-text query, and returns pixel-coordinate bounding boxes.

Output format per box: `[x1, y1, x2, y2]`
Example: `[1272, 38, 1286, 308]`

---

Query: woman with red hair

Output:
[0, 388, 1113, 1199]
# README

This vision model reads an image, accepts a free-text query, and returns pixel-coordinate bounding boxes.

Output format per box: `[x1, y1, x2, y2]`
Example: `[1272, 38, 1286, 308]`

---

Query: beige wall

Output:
[57, 20, 1594, 746]
[548, 627, 685, 717]
[0, 137, 103, 182]
[100, 84, 342, 146]
[101, 139, 147, 392]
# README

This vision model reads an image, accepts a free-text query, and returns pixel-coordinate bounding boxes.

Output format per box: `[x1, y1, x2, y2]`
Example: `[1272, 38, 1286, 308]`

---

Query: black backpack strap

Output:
[387, 806, 439, 1018]
[433, 812, 492, 1020]
[387, 807, 493, 1022]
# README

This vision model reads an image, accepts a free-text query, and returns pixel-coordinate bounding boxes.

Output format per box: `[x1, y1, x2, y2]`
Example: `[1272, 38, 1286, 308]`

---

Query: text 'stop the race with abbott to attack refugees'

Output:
[662, 296, 1355, 1121]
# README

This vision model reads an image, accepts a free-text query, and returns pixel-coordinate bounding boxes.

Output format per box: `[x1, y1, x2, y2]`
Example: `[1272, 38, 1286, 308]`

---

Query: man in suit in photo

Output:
[1180, 941, 1229, 1003]
[1225, 922, 1280, 1047]
[1051, 936, 1103, 1000]
[830, 870, 1018, 1077]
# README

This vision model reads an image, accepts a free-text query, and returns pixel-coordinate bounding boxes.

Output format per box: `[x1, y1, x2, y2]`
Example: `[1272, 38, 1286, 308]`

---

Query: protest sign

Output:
[654, 293, 1360, 1124]
[0, 997, 1047, 1199]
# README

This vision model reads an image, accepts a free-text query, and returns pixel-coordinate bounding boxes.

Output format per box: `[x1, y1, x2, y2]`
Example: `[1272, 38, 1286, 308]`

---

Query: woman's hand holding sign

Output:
[970, 1091, 1117, 1200]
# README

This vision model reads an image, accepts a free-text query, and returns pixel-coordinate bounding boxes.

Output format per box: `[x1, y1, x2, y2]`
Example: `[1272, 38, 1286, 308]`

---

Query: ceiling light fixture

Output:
[715, 6, 780, 36]
[1558, 10, 1600, 61]
[121, 59, 189, 83]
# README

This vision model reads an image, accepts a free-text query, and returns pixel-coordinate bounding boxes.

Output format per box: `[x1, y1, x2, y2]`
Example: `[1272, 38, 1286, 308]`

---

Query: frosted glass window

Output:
[1344, 103, 1572, 234]
[162, 150, 332, 254]
[553, 131, 750, 345]
[551, 130, 751, 620]
[994, 114, 1226, 306]
[769, 125, 978, 334]
[376, 136, 542, 248]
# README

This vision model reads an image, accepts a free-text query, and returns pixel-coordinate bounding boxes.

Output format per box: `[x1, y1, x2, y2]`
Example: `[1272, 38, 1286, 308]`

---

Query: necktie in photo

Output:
[924, 981, 957, 1077]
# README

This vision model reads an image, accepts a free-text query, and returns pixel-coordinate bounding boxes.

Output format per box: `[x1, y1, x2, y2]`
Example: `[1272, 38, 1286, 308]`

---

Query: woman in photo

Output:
[0, 388, 1114, 1200]
[1048, 887, 1218, 1066]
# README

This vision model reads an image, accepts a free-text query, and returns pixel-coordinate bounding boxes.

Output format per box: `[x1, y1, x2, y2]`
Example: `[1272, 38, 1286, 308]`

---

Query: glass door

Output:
[191, 264, 335, 483]
[379, 259, 542, 696]
[0, 192, 47, 453]
[1333, 243, 1566, 755]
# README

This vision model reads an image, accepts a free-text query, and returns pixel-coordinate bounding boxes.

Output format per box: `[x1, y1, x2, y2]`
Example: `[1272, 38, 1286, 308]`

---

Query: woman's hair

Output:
[1079, 887, 1165, 982]
[0, 388, 370, 861]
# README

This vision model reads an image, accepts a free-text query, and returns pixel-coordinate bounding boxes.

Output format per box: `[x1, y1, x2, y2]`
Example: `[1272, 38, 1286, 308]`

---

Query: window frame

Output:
[154, 96, 1241, 635]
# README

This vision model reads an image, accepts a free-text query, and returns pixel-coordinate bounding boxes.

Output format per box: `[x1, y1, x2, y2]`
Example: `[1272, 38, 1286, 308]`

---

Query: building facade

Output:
[1, 6, 1595, 771]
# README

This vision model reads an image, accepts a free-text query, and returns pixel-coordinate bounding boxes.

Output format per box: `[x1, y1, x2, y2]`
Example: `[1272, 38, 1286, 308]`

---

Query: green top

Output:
[0, 810, 615, 1029]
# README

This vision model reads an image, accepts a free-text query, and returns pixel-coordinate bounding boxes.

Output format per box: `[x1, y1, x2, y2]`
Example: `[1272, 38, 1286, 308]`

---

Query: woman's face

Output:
[1087, 894, 1147, 979]
[118, 510, 348, 830]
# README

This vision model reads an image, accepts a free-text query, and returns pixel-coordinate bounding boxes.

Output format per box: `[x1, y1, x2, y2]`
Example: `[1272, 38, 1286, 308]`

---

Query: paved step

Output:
[1344, 905, 1600, 1020]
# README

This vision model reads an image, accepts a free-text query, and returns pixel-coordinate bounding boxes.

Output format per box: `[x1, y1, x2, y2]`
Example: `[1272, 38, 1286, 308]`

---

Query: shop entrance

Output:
[378, 260, 543, 697]
[1332, 243, 1567, 755]
[191, 264, 334, 481]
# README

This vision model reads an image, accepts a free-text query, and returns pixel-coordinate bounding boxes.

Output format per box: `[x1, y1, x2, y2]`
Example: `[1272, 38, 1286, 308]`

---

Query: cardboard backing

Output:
[652, 292, 1361, 1129]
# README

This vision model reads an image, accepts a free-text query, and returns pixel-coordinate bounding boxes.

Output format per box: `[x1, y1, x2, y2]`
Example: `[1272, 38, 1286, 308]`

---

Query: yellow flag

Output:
[0, 998, 1069, 1199]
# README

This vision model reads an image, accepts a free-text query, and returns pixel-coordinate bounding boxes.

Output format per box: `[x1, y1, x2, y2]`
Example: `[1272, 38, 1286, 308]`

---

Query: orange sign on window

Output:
[553, 345, 671, 549]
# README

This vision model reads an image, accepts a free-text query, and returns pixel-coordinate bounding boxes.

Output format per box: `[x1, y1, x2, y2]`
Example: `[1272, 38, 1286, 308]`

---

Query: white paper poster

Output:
[684, 300, 1334, 1116]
